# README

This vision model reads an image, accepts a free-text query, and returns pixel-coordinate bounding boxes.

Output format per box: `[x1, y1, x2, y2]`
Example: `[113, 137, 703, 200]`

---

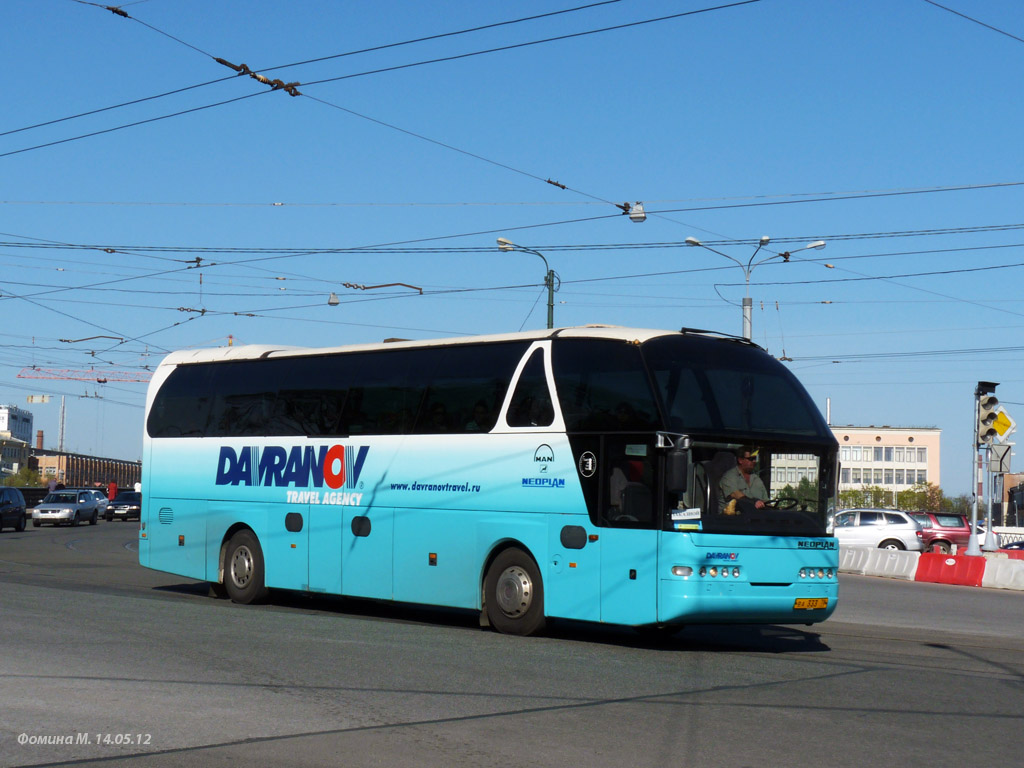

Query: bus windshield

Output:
[642, 334, 830, 439]
[671, 440, 836, 537]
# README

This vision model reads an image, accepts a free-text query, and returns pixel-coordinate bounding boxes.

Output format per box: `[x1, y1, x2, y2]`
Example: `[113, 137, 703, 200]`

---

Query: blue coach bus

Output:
[139, 325, 839, 635]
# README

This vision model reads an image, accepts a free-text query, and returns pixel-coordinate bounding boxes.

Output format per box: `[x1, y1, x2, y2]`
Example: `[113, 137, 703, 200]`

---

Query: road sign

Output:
[26, 395, 50, 404]
[990, 443, 1012, 473]
[994, 407, 1016, 443]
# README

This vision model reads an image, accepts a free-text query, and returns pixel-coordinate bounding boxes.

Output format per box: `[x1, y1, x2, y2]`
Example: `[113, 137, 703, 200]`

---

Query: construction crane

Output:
[17, 368, 152, 384]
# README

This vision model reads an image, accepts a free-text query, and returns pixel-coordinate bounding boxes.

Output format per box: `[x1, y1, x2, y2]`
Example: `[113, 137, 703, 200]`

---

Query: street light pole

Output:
[685, 236, 826, 340]
[497, 238, 557, 329]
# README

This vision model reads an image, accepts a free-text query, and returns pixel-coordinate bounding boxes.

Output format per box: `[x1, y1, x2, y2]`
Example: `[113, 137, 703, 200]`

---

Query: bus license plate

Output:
[794, 598, 828, 610]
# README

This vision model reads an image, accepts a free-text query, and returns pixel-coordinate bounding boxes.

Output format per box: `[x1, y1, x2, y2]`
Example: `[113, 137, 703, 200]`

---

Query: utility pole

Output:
[58, 395, 66, 453]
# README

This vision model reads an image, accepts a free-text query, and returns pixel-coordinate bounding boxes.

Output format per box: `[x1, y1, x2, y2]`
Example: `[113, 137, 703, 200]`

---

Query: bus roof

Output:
[154, 325, 757, 367]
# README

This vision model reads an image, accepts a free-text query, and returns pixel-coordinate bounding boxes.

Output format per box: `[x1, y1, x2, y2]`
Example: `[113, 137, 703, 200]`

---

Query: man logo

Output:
[534, 444, 554, 473]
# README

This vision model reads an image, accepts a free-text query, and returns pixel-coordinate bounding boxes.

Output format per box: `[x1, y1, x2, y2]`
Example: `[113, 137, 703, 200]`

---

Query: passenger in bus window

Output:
[465, 401, 493, 432]
[719, 446, 768, 513]
[427, 402, 452, 432]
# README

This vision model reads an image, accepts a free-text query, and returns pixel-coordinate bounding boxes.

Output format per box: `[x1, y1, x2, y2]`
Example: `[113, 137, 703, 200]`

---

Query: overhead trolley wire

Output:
[300, 1, 763, 89]
[8, 1, 622, 140]
[922, 0, 1024, 46]
[8, 0, 759, 219]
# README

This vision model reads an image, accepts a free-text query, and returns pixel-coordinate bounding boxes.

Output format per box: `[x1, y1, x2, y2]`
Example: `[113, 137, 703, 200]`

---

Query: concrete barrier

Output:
[838, 542, 1024, 590]
[915, 553, 986, 587]
[863, 548, 920, 580]
[981, 557, 1024, 590]
[839, 545, 871, 574]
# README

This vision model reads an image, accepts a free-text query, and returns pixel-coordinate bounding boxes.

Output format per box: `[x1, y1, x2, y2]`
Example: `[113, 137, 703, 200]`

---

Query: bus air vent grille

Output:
[158, 508, 174, 525]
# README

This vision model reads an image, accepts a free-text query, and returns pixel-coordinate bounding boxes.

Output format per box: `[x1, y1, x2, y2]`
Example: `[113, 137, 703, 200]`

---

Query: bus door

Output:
[268, 502, 312, 592]
[306, 504, 341, 594]
[571, 434, 660, 626]
[341, 506, 394, 600]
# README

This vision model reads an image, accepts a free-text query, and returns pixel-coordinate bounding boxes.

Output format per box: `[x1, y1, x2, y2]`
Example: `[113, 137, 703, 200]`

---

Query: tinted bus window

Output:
[341, 348, 436, 435]
[506, 349, 554, 428]
[147, 363, 215, 438]
[552, 339, 660, 431]
[643, 336, 826, 437]
[412, 342, 526, 433]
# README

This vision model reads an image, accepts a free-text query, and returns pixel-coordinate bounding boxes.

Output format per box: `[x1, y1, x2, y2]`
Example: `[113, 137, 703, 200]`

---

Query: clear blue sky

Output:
[3, 0, 1023, 496]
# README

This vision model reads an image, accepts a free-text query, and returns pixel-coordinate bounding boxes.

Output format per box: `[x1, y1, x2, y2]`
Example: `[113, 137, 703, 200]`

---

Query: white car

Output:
[32, 490, 101, 527]
[975, 524, 1002, 549]
[833, 508, 925, 551]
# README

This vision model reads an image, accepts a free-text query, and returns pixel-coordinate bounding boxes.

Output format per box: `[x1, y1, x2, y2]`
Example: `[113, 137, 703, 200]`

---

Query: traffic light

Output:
[978, 389, 1000, 445]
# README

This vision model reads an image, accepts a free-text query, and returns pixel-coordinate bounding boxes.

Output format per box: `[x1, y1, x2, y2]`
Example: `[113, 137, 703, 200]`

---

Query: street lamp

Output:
[497, 238, 558, 329]
[685, 236, 826, 340]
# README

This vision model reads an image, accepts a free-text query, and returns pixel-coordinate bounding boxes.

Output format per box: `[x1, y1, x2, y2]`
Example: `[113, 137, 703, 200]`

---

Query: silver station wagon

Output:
[32, 490, 101, 527]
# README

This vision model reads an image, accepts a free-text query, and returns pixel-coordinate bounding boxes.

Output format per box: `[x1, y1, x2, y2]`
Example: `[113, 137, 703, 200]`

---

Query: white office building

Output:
[0, 405, 33, 444]
[833, 425, 941, 491]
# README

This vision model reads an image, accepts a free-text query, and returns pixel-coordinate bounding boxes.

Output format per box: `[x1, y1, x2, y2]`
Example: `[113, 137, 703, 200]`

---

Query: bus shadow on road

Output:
[151, 583, 830, 654]
[546, 621, 831, 654]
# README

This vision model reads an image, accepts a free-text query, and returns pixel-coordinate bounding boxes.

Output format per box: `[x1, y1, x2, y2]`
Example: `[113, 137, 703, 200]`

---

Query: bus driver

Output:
[719, 446, 768, 514]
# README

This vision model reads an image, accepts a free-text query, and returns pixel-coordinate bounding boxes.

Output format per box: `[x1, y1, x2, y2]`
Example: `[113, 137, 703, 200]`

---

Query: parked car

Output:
[975, 523, 1002, 549]
[1001, 540, 1024, 551]
[104, 491, 141, 522]
[31, 490, 101, 527]
[833, 508, 925, 551]
[0, 487, 28, 532]
[908, 512, 971, 554]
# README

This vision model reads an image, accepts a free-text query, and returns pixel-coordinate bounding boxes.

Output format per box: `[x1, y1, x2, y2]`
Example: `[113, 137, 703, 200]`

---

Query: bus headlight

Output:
[671, 566, 693, 578]
[800, 568, 835, 580]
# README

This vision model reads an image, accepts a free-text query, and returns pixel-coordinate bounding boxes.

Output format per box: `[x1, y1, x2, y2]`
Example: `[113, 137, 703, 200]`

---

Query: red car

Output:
[909, 512, 971, 554]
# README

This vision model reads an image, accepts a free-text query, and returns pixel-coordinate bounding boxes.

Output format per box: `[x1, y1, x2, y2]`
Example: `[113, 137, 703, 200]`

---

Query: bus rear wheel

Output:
[224, 530, 269, 604]
[484, 548, 545, 636]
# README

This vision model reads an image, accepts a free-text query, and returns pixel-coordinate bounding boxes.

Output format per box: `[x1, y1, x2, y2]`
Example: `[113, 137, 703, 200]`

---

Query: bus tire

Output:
[484, 547, 546, 636]
[224, 530, 269, 604]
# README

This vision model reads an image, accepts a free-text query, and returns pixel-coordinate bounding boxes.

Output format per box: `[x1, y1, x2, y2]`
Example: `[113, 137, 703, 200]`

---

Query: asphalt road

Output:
[1, 522, 1022, 768]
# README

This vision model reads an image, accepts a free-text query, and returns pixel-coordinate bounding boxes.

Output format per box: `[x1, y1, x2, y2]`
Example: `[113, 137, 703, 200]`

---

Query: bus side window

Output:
[605, 444, 655, 527]
[507, 349, 554, 428]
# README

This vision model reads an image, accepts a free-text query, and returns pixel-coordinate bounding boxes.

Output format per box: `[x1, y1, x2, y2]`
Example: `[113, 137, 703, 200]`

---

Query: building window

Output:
[896, 469, 904, 485]
[841, 447, 850, 461]
[917, 447, 927, 463]
[917, 470, 927, 484]
[884, 469, 893, 484]
[874, 469, 883, 484]
[852, 447, 862, 461]
[884, 447, 893, 462]
[874, 447, 883, 462]
[895, 447, 904, 462]
[841, 468, 850, 484]
[852, 469, 861, 483]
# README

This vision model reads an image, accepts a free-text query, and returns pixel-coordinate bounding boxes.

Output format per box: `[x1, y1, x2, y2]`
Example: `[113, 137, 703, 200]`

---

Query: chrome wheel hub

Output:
[495, 565, 533, 618]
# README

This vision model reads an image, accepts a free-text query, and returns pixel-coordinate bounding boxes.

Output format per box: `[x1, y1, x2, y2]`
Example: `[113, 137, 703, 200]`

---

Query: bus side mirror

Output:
[665, 447, 689, 493]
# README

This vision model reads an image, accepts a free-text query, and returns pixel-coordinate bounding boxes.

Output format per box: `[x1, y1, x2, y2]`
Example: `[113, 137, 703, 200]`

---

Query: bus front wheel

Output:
[484, 548, 545, 636]
[224, 530, 269, 604]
